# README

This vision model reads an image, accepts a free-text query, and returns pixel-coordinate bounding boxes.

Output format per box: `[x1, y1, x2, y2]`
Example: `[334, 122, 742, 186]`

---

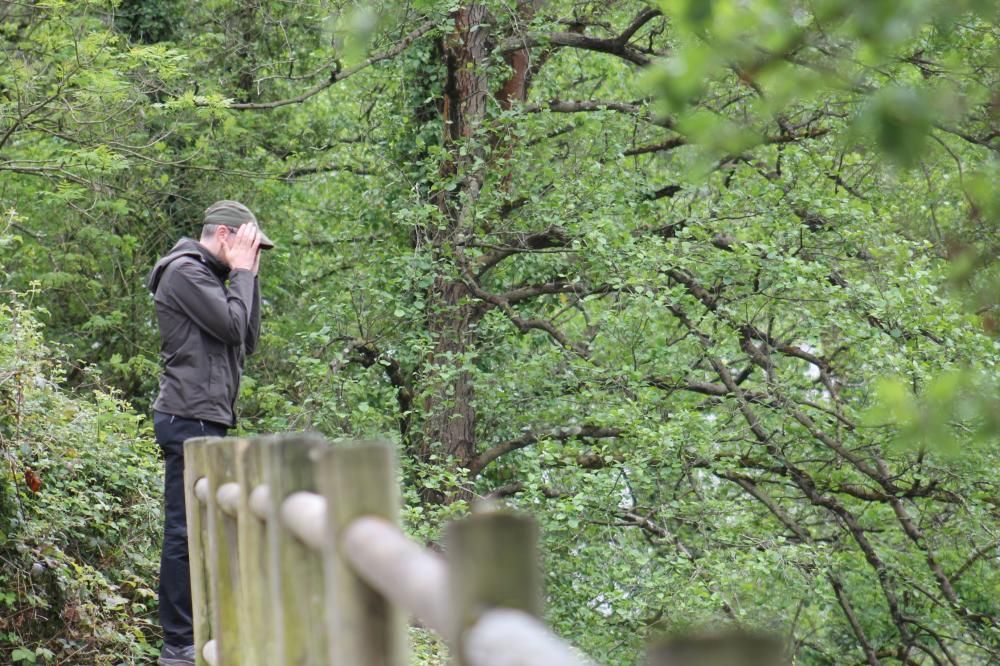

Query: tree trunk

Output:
[419, 3, 546, 503]
[419, 5, 492, 503]
[421, 279, 477, 503]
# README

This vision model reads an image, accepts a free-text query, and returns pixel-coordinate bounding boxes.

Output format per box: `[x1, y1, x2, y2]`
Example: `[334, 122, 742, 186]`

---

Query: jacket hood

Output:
[147, 238, 228, 294]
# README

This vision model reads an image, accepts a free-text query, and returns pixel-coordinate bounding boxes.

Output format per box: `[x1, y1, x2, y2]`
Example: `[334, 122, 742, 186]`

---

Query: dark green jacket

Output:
[147, 238, 261, 427]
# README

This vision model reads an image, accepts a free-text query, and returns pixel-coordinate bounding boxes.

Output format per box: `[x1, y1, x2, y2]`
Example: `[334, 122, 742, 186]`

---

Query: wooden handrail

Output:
[183, 435, 783, 666]
[341, 516, 450, 636]
[183, 435, 595, 666]
[466, 609, 598, 666]
[280, 491, 326, 551]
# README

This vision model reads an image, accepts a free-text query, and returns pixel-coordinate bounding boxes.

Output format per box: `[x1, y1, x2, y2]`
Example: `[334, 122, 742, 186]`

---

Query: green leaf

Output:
[12, 648, 37, 663]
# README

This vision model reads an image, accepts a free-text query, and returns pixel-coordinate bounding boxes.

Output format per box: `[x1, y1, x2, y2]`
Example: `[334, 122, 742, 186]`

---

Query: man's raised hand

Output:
[229, 223, 261, 272]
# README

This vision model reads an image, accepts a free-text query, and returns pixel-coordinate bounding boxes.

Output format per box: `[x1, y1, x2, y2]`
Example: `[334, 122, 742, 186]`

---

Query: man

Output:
[146, 200, 274, 666]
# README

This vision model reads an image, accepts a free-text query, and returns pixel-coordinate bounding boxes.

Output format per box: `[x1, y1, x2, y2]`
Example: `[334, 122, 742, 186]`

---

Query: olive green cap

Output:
[203, 200, 275, 250]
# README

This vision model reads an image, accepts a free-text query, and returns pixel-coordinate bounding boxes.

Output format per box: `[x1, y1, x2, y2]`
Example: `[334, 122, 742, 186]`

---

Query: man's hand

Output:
[228, 223, 261, 272]
[251, 247, 261, 276]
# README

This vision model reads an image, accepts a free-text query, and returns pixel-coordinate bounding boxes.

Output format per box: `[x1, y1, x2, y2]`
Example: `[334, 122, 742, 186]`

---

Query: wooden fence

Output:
[182, 434, 785, 666]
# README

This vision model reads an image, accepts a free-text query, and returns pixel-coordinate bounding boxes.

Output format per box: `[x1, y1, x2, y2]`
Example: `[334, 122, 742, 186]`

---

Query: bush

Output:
[0, 292, 163, 665]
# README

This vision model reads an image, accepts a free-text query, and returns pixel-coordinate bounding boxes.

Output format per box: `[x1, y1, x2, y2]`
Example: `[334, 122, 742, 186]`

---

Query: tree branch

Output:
[1, 164, 119, 195]
[717, 471, 812, 542]
[665, 308, 919, 651]
[951, 539, 1000, 582]
[616, 8, 663, 45]
[830, 575, 884, 666]
[281, 163, 371, 179]
[623, 126, 827, 158]
[499, 31, 654, 66]
[221, 20, 437, 111]
[933, 122, 1000, 154]
[474, 225, 571, 276]
[521, 99, 671, 127]
[623, 137, 686, 156]
[485, 481, 566, 499]
[469, 425, 621, 476]
[501, 280, 588, 305]
[338, 339, 415, 441]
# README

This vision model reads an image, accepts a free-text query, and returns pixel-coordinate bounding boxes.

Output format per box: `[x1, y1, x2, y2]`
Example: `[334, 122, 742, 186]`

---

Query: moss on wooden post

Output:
[647, 633, 786, 666]
[183, 436, 218, 666]
[319, 441, 408, 666]
[201, 438, 243, 665]
[234, 436, 273, 666]
[264, 433, 329, 666]
[446, 511, 541, 666]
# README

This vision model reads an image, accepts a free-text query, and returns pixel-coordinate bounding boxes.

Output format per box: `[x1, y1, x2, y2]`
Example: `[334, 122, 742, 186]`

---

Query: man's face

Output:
[217, 224, 261, 269]
[218, 225, 241, 265]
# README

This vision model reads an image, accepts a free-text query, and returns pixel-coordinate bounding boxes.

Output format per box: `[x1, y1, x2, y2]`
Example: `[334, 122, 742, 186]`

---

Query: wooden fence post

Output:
[646, 633, 786, 666]
[202, 437, 244, 666]
[263, 433, 330, 666]
[234, 436, 274, 666]
[446, 511, 541, 666]
[318, 441, 408, 666]
[183, 436, 218, 666]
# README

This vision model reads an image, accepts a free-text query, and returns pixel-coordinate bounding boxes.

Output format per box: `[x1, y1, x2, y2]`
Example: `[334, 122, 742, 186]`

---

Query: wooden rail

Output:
[182, 434, 786, 666]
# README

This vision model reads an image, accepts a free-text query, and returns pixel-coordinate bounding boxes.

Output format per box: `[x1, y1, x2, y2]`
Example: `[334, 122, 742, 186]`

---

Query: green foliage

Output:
[647, 0, 997, 166]
[115, 0, 183, 44]
[1, 0, 998, 664]
[410, 627, 448, 665]
[0, 293, 162, 664]
[866, 370, 1000, 452]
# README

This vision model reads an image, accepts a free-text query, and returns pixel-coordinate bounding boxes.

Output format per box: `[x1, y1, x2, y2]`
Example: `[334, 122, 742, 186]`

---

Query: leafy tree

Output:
[1, 0, 997, 663]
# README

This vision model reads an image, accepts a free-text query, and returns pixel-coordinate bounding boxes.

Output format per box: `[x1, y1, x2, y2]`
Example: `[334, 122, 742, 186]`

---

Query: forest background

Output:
[0, 0, 998, 664]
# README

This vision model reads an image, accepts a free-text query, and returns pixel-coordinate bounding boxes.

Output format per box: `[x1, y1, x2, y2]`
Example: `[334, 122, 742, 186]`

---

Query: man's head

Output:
[199, 200, 275, 265]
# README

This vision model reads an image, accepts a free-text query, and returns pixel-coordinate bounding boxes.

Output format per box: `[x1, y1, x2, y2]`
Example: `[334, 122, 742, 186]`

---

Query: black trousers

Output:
[153, 411, 227, 646]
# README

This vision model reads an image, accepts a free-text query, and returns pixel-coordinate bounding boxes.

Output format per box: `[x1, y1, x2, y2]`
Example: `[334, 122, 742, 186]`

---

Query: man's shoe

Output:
[159, 643, 196, 666]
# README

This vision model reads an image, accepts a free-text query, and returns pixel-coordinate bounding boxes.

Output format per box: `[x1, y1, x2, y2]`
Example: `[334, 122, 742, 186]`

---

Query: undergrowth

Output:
[1, 292, 163, 665]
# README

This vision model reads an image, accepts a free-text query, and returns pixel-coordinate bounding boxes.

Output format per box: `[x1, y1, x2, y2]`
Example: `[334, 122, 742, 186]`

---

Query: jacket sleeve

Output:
[165, 262, 255, 346]
[244, 276, 262, 356]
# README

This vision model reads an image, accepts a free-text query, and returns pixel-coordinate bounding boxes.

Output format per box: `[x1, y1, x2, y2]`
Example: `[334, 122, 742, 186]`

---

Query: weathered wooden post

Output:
[183, 436, 219, 666]
[647, 633, 787, 666]
[318, 441, 409, 666]
[235, 436, 274, 666]
[264, 433, 330, 666]
[447, 510, 541, 666]
[202, 438, 244, 665]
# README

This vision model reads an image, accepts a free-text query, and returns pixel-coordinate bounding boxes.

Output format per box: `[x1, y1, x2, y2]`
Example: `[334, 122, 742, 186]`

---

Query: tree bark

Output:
[421, 278, 478, 501]
[420, 5, 493, 503]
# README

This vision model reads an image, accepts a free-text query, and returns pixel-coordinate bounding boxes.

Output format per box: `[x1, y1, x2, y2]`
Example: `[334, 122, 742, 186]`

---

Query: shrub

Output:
[0, 292, 163, 665]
